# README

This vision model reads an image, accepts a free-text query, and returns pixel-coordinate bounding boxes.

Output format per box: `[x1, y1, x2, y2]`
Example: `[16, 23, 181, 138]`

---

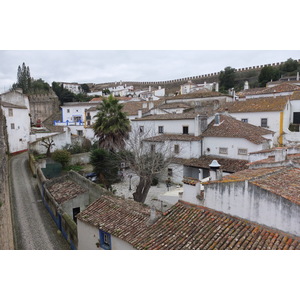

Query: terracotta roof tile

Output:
[290, 91, 300, 100]
[163, 91, 225, 100]
[173, 156, 248, 173]
[201, 114, 273, 144]
[223, 96, 289, 113]
[133, 112, 198, 121]
[251, 167, 300, 205]
[205, 167, 285, 183]
[237, 83, 300, 97]
[48, 179, 87, 204]
[133, 201, 300, 250]
[1, 101, 27, 109]
[144, 134, 202, 142]
[77, 195, 161, 245]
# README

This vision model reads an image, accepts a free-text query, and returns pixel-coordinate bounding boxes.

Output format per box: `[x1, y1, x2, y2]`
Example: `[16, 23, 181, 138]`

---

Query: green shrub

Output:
[51, 149, 71, 168]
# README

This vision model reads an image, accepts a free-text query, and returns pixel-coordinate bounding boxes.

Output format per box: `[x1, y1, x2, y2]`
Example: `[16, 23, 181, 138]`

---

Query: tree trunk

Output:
[133, 177, 152, 203]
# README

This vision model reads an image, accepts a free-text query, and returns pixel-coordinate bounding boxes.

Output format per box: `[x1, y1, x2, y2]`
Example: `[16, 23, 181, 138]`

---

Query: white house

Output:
[180, 80, 218, 94]
[61, 82, 83, 94]
[77, 194, 159, 250]
[237, 82, 300, 100]
[0, 90, 31, 154]
[224, 92, 300, 146]
[202, 162, 300, 237]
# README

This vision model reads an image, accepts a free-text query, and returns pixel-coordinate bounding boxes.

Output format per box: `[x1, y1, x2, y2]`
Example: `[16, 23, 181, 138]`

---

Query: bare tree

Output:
[123, 126, 174, 203]
[41, 137, 55, 157]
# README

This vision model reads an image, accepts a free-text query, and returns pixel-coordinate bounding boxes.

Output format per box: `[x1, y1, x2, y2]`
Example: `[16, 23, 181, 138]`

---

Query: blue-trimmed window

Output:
[99, 230, 111, 250]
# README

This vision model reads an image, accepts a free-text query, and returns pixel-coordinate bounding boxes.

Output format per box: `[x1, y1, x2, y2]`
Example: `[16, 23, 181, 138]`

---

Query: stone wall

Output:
[28, 90, 60, 124]
[91, 60, 299, 93]
[0, 107, 14, 249]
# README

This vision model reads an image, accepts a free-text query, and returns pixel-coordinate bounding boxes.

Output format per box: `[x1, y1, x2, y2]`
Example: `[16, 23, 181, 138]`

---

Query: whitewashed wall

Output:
[202, 136, 267, 160]
[61, 192, 89, 219]
[30, 130, 72, 154]
[132, 118, 196, 137]
[77, 220, 135, 250]
[3, 107, 30, 153]
[228, 111, 283, 133]
[203, 180, 300, 237]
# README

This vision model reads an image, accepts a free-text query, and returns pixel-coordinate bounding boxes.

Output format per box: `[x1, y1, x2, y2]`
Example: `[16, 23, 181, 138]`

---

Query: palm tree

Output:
[93, 95, 130, 151]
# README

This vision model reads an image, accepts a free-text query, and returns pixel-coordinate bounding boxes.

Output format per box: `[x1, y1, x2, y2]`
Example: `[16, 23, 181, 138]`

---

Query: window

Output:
[11, 123, 15, 130]
[183, 126, 189, 134]
[139, 126, 144, 133]
[241, 118, 248, 123]
[168, 168, 173, 176]
[158, 126, 164, 133]
[74, 116, 81, 122]
[72, 207, 80, 223]
[151, 144, 156, 152]
[261, 118, 268, 128]
[67, 109, 70, 113]
[87, 121, 91, 126]
[8, 109, 13, 117]
[99, 230, 111, 250]
[219, 147, 228, 154]
[238, 148, 248, 155]
[174, 144, 180, 154]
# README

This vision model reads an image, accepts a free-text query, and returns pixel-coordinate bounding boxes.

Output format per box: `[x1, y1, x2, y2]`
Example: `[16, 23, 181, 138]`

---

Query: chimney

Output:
[138, 109, 142, 118]
[209, 160, 222, 181]
[275, 148, 287, 162]
[195, 115, 207, 136]
[214, 113, 220, 125]
[244, 81, 249, 90]
[297, 72, 299, 81]
[147, 205, 158, 225]
[224, 108, 229, 115]
[148, 102, 154, 110]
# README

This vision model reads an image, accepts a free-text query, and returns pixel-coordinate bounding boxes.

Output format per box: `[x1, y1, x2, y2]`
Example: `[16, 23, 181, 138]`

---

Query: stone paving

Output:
[111, 170, 182, 212]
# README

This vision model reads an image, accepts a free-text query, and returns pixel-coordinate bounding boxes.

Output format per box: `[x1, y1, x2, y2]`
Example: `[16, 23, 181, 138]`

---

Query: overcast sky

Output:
[1, 50, 299, 93]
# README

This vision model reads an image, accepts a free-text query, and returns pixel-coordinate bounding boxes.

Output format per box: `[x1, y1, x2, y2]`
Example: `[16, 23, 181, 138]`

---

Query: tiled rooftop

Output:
[77, 195, 161, 245]
[144, 134, 202, 142]
[251, 167, 300, 205]
[1, 101, 27, 109]
[173, 156, 248, 173]
[133, 112, 198, 121]
[47, 179, 87, 204]
[201, 114, 273, 144]
[290, 91, 300, 100]
[205, 167, 285, 183]
[133, 201, 300, 250]
[237, 83, 300, 97]
[163, 91, 224, 100]
[223, 96, 289, 113]
[247, 153, 300, 167]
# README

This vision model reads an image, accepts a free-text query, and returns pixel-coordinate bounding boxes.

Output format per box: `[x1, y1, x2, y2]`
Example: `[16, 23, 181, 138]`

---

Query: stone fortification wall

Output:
[0, 107, 14, 249]
[28, 90, 60, 124]
[91, 60, 299, 93]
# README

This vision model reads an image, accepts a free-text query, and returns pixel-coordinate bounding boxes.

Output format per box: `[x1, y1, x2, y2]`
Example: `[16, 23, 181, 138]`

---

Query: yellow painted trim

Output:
[279, 111, 283, 146]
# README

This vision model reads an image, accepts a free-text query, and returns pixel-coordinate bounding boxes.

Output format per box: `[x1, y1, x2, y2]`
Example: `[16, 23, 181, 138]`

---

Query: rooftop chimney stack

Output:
[138, 109, 142, 118]
[214, 113, 220, 125]
[195, 115, 208, 136]
[209, 160, 222, 181]
[244, 81, 249, 90]
[275, 148, 287, 162]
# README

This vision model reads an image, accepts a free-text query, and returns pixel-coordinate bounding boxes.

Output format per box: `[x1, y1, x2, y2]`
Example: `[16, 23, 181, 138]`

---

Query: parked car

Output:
[85, 172, 98, 182]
